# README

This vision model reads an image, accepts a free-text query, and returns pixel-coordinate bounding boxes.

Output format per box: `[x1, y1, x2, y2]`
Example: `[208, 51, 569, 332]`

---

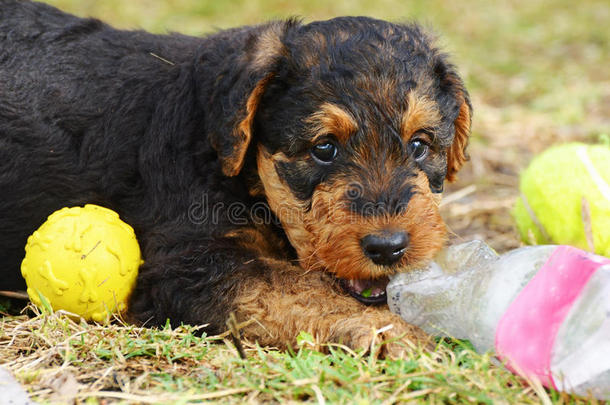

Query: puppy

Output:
[0, 0, 470, 355]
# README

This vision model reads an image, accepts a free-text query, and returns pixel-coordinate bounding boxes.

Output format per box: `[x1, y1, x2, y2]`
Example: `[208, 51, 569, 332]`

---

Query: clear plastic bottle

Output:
[387, 240, 610, 399]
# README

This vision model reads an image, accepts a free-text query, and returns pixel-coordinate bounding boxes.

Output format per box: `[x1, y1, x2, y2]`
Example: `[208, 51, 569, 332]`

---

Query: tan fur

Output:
[305, 103, 359, 144]
[251, 22, 287, 72]
[256, 147, 313, 258]
[222, 74, 274, 177]
[224, 227, 287, 258]
[257, 147, 446, 280]
[401, 92, 442, 142]
[446, 99, 471, 182]
[233, 258, 430, 355]
[309, 172, 446, 280]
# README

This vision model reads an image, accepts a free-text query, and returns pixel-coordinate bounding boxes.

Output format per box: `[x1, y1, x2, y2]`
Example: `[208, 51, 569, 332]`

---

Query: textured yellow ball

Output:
[21, 204, 141, 322]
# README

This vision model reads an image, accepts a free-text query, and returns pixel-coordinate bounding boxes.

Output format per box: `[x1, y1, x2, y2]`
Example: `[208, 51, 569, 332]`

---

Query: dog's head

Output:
[206, 17, 471, 304]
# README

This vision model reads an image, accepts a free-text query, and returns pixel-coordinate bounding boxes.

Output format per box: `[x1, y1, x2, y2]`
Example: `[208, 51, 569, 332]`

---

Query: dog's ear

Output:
[445, 90, 472, 182]
[214, 73, 274, 177]
[202, 21, 295, 177]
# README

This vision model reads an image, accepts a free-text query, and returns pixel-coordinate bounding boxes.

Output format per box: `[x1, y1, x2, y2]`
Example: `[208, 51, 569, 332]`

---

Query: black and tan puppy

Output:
[0, 0, 471, 355]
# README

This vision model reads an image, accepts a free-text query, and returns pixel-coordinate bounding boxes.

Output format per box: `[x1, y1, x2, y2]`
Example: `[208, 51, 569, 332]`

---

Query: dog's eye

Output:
[408, 139, 429, 161]
[311, 141, 338, 164]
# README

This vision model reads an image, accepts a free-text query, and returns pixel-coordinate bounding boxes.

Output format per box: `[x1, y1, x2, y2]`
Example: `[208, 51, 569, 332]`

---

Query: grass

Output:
[42, 0, 609, 137]
[2, 0, 609, 403]
[1, 307, 597, 404]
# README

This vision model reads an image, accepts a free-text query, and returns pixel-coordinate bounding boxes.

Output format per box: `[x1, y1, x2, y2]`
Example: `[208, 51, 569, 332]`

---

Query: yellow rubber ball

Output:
[21, 204, 141, 323]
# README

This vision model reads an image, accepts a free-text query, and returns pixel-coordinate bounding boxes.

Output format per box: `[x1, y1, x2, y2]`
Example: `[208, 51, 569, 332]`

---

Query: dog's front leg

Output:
[128, 240, 428, 358]
[231, 257, 430, 357]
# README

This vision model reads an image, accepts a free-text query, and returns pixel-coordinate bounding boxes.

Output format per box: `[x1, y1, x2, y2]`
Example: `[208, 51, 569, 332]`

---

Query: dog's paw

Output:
[331, 309, 431, 358]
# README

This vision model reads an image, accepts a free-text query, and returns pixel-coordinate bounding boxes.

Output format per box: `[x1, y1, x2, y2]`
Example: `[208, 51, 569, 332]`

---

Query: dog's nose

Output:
[360, 231, 408, 266]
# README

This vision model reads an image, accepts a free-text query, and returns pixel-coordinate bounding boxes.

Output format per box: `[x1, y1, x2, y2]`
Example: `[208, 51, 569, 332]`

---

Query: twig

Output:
[381, 380, 412, 405]
[214, 318, 255, 339]
[310, 384, 326, 405]
[77, 387, 252, 402]
[149, 52, 175, 66]
[0, 290, 29, 300]
[518, 192, 551, 243]
[439, 184, 476, 207]
[226, 312, 247, 359]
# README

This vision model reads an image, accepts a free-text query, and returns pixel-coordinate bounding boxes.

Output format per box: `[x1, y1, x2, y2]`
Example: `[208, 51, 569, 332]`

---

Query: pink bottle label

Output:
[495, 246, 610, 388]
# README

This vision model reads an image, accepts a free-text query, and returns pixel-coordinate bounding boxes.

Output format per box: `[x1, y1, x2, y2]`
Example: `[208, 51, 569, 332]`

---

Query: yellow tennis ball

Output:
[21, 204, 141, 322]
[513, 143, 610, 257]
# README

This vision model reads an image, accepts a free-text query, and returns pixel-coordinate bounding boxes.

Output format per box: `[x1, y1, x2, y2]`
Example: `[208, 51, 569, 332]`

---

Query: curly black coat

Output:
[0, 0, 471, 350]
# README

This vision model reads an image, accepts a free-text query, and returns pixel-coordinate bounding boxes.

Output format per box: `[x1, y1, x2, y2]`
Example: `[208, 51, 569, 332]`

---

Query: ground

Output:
[0, 0, 608, 403]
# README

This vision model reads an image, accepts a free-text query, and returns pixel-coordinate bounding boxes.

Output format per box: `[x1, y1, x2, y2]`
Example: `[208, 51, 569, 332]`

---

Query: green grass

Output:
[2, 308, 597, 404]
[2, 0, 609, 403]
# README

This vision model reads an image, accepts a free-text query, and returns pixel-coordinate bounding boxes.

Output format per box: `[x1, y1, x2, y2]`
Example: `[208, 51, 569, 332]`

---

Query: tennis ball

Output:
[513, 143, 610, 257]
[21, 204, 141, 322]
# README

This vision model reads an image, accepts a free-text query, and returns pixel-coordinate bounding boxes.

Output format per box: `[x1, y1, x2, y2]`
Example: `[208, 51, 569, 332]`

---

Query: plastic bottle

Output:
[387, 240, 610, 399]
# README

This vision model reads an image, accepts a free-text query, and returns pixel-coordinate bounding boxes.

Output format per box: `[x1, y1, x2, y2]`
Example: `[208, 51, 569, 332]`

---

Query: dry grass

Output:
[2, 306, 599, 404]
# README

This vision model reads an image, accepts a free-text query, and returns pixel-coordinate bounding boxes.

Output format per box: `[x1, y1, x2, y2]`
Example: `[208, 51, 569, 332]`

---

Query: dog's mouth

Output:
[339, 276, 389, 305]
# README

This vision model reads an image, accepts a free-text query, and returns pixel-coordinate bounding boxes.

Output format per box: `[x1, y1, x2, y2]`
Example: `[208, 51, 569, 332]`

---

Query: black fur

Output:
[0, 0, 469, 334]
